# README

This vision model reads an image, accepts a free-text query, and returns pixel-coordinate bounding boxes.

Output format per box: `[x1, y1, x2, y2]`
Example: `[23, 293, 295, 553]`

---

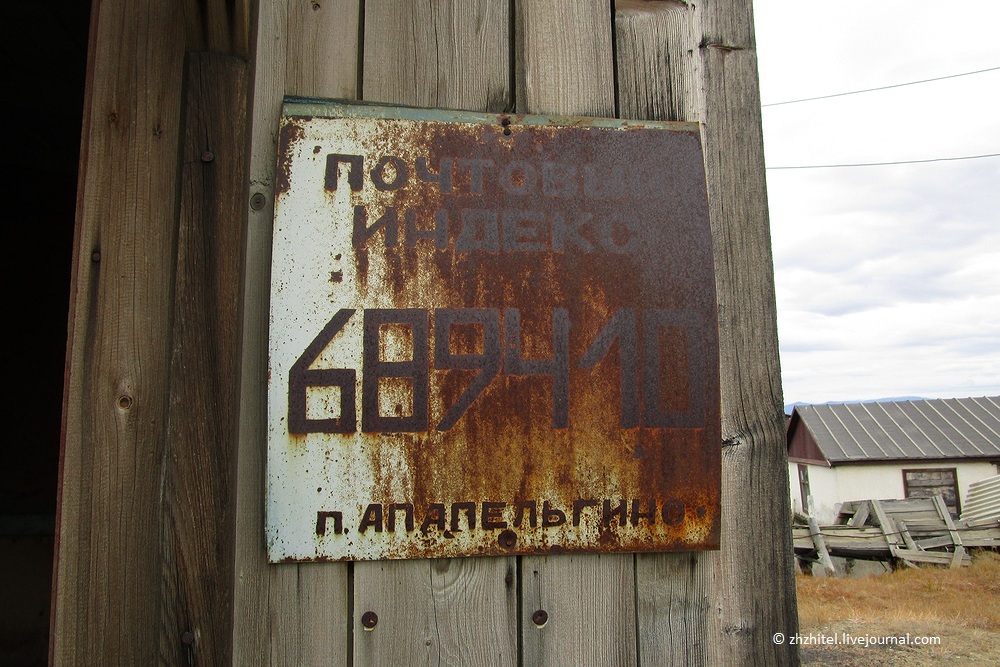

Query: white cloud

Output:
[754, 1, 1000, 404]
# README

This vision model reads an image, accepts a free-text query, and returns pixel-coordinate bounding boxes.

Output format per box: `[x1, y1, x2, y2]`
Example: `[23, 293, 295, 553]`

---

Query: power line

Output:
[767, 152, 1000, 170]
[761, 67, 1000, 107]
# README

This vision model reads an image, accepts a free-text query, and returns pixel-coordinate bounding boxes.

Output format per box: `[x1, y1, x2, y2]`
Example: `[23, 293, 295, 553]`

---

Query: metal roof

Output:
[793, 396, 1000, 463]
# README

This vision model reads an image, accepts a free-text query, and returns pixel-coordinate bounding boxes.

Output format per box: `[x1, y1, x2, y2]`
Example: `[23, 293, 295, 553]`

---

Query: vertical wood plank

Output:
[234, 1, 358, 664]
[514, 2, 635, 666]
[614, 1, 701, 123]
[616, 6, 715, 666]
[363, 0, 511, 111]
[159, 52, 248, 667]
[634, 552, 711, 666]
[521, 555, 637, 667]
[354, 2, 517, 665]
[616, 1, 798, 665]
[515, 0, 615, 116]
[286, 0, 360, 98]
[51, 2, 188, 663]
[354, 558, 517, 667]
[181, 0, 251, 57]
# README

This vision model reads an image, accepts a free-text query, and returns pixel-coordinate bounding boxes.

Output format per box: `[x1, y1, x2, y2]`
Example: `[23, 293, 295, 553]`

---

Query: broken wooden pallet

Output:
[792, 496, 998, 574]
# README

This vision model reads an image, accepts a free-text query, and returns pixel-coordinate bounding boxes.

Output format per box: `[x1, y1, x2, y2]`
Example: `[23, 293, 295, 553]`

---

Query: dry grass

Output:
[797, 551, 1000, 630]
[796, 552, 1000, 666]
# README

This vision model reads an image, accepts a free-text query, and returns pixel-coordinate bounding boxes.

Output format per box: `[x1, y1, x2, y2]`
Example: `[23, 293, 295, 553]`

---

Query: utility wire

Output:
[767, 152, 1000, 170]
[761, 66, 1000, 107]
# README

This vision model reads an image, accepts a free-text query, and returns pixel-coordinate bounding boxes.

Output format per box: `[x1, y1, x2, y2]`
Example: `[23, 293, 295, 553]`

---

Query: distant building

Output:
[786, 396, 1000, 523]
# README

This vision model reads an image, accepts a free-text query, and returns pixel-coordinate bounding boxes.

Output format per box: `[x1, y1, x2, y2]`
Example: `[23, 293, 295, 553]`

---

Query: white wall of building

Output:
[788, 460, 998, 524]
[787, 461, 837, 520]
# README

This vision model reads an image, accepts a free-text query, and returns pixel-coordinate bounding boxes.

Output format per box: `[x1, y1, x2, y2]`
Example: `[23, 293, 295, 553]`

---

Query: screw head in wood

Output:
[200, 151, 215, 163]
[250, 192, 266, 211]
[532, 609, 548, 626]
[361, 611, 378, 629]
[181, 631, 195, 645]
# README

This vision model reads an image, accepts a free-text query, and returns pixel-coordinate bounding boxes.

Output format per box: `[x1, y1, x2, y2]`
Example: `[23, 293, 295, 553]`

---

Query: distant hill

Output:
[784, 396, 927, 416]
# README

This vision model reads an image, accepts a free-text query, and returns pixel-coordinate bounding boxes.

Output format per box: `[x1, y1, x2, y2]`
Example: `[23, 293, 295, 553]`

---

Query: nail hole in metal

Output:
[498, 529, 517, 549]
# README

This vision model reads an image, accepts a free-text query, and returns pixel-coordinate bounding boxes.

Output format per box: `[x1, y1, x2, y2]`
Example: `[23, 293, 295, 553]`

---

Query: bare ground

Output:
[796, 552, 1000, 666]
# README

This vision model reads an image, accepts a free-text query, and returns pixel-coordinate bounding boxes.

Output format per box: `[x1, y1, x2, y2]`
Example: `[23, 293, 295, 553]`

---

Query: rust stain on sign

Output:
[267, 100, 720, 562]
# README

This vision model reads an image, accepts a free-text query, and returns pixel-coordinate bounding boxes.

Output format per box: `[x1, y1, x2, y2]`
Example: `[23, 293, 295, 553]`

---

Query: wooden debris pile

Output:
[792, 496, 999, 576]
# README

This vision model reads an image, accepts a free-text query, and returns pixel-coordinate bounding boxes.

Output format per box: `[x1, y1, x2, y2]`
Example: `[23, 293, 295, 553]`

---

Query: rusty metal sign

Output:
[267, 99, 720, 562]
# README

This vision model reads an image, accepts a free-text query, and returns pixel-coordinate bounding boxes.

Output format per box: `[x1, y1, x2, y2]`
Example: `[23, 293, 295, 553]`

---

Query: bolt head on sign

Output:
[267, 100, 720, 562]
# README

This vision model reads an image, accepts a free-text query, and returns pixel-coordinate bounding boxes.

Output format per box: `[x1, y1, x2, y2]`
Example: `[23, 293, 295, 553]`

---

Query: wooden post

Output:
[932, 495, 968, 568]
[53, 1, 249, 664]
[807, 516, 837, 577]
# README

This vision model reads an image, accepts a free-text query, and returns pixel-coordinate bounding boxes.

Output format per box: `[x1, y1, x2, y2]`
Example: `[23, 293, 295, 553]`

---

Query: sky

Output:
[751, 0, 1000, 406]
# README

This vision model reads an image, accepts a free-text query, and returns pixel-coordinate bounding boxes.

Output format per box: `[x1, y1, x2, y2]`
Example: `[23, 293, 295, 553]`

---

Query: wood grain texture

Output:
[363, 0, 510, 111]
[233, 1, 358, 664]
[353, 2, 517, 664]
[514, 3, 635, 665]
[182, 0, 251, 56]
[522, 555, 637, 667]
[51, 2, 188, 663]
[286, 0, 359, 98]
[615, 2, 701, 123]
[616, 1, 799, 664]
[354, 558, 517, 667]
[635, 552, 712, 666]
[159, 52, 248, 667]
[515, 0, 615, 116]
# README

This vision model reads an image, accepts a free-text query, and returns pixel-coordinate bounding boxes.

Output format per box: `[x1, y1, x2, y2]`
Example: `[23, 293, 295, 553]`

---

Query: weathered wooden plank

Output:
[51, 2, 190, 663]
[286, 0, 359, 98]
[872, 498, 938, 512]
[893, 549, 969, 566]
[871, 499, 903, 556]
[514, 3, 634, 665]
[615, 1, 700, 123]
[363, 0, 510, 111]
[522, 555, 637, 667]
[617, 1, 798, 664]
[897, 520, 920, 552]
[932, 494, 967, 568]
[182, 0, 251, 57]
[233, 1, 358, 664]
[158, 52, 248, 667]
[617, 7, 714, 664]
[354, 558, 517, 667]
[635, 552, 711, 665]
[915, 536, 956, 550]
[352, 2, 516, 664]
[515, 0, 615, 116]
[808, 517, 837, 577]
[848, 501, 871, 527]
